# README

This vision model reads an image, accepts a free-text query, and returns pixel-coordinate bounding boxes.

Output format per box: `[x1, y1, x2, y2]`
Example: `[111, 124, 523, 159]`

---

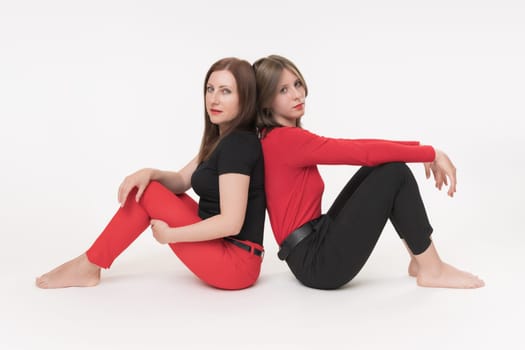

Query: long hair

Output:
[252, 55, 308, 137]
[197, 57, 257, 163]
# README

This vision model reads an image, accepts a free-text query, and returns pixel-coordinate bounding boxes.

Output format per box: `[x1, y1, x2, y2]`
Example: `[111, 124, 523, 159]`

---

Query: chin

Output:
[209, 116, 223, 125]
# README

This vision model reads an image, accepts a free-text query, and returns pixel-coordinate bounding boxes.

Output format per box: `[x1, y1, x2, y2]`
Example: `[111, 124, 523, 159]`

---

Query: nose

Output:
[291, 87, 302, 100]
[209, 91, 220, 105]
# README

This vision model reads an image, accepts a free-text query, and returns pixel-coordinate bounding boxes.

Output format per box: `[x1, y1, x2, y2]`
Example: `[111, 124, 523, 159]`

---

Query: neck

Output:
[275, 116, 297, 127]
[218, 124, 229, 135]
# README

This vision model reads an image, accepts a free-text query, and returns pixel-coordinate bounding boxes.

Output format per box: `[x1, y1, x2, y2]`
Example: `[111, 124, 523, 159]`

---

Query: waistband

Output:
[224, 237, 264, 257]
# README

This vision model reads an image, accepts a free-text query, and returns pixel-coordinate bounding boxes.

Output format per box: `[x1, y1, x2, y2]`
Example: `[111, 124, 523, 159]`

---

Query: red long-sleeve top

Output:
[261, 127, 436, 245]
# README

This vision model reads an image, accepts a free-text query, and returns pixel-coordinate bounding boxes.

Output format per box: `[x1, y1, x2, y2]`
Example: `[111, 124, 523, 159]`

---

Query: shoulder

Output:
[263, 127, 320, 145]
[220, 130, 261, 151]
[215, 130, 262, 174]
[266, 126, 316, 137]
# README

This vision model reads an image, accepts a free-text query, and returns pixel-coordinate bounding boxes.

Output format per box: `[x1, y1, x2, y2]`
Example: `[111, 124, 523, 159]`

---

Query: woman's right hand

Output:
[424, 149, 457, 197]
[118, 168, 155, 206]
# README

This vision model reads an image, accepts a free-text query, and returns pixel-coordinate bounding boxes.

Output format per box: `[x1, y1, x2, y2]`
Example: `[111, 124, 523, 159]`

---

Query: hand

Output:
[150, 219, 174, 244]
[118, 168, 154, 207]
[424, 149, 457, 197]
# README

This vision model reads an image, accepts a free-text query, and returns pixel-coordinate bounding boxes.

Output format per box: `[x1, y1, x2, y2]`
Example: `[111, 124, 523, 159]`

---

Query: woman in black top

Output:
[36, 57, 265, 290]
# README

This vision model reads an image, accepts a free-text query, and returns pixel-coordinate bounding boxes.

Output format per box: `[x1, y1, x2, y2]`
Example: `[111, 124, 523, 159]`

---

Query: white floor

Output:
[1, 174, 523, 349]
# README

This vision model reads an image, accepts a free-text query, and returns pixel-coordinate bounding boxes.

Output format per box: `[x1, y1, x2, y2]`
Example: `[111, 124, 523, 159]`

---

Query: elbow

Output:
[226, 223, 244, 237]
[222, 217, 244, 237]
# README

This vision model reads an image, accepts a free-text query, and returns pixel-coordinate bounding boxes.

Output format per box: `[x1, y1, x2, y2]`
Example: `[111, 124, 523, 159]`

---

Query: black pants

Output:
[286, 162, 433, 290]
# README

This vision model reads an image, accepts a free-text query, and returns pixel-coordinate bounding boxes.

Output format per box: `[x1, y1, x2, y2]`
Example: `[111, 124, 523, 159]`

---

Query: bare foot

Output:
[35, 254, 101, 289]
[416, 262, 485, 289]
[408, 258, 418, 277]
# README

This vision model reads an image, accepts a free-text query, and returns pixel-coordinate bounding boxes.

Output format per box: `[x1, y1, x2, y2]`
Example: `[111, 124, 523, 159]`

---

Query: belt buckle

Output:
[252, 246, 264, 258]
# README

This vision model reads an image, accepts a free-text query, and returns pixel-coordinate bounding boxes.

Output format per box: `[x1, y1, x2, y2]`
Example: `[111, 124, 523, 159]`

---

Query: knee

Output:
[381, 161, 409, 172]
[141, 180, 168, 202]
[380, 162, 412, 178]
[145, 180, 163, 191]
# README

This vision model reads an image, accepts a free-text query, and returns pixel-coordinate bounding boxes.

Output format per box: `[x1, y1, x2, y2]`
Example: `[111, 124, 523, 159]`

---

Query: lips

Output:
[293, 103, 304, 110]
[209, 109, 222, 115]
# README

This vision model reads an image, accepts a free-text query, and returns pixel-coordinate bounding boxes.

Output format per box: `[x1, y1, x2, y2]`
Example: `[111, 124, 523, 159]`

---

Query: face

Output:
[270, 68, 306, 127]
[205, 70, 240, 132]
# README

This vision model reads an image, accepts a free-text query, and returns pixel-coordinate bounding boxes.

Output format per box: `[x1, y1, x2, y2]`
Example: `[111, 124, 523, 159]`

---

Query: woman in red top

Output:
[36, 57, 265, 290]
[253, 54, 484, 289]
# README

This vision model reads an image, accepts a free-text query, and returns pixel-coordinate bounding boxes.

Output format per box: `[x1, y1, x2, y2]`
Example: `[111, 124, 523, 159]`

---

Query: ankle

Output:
[81, 254, 101, 271]
[417, 260, 446, 277]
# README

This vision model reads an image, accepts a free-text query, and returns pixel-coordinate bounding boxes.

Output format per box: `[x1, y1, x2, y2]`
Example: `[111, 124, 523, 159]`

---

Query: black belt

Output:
[224, 237, 264, 257]
[277, 220, 316, 260]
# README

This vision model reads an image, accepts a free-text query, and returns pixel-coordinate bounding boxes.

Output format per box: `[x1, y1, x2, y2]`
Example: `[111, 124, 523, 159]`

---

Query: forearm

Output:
[300, 138, 435, 166]
[166, 214, 242, 243]
[151, 167, 250, 244]
[352, 138, 421, 146]
[150, 169, 189, 194]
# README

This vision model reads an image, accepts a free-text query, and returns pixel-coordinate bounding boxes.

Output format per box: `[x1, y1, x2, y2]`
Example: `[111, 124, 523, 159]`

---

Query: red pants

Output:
[86, 181, 263, 290]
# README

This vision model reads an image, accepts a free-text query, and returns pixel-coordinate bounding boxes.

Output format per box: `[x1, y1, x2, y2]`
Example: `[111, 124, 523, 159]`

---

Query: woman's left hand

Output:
[424, 149, 457, 197]
[150, 219, 175, 244]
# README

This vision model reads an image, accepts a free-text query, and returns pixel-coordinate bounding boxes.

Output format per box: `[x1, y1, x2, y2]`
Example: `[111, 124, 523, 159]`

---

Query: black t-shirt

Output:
[191, 130, 265, 245]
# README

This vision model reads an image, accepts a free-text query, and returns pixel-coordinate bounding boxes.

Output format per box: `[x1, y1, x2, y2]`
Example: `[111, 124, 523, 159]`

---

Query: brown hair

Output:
[197, 57, 257, 162]
[252, 55, 308, 137]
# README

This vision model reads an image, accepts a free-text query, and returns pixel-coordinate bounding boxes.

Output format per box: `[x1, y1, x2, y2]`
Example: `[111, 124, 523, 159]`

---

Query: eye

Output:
[294, 80, 303, 88]
[222, 88, 231, 95]
[206, 86, 214, 93]
[280, 87, 288, 94]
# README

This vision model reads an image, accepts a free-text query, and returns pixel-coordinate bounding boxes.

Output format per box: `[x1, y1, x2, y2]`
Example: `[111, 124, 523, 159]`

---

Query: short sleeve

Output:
[217, 132, 261, 176]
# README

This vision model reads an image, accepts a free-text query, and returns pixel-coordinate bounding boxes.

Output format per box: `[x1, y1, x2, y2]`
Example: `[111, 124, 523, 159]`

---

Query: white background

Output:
[1, 0, 523, 349]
